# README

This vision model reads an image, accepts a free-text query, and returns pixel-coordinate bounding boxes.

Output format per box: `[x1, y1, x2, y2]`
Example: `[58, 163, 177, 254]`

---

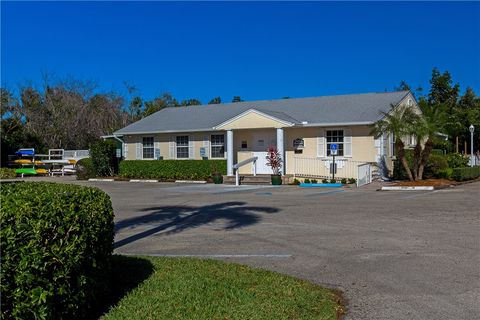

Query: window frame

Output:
[142, 137, 154, 159]
[326, 129, 344, 157]
[176, 135, 189, 159]
[210, 134, 225, 159]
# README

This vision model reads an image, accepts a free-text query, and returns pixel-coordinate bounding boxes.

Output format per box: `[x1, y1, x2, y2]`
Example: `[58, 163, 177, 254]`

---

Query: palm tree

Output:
[371, 104, 420, 181]
[414, 104, 446, 180]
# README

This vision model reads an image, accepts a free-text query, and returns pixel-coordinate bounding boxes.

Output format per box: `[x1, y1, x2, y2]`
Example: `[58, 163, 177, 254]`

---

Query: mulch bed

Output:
[389, 179, 458, 187]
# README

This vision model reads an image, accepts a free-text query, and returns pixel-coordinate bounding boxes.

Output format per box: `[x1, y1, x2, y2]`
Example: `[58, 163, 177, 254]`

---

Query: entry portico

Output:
[213, 109, 292, 176]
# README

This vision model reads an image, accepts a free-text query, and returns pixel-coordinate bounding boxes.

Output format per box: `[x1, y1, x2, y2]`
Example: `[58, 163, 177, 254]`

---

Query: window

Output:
[176, 135, 189, 158]
[211, 134, 225, 158]
[241, 141, 248, 149]
[142, 137, 154, 159]
[326, 130, 344, 156]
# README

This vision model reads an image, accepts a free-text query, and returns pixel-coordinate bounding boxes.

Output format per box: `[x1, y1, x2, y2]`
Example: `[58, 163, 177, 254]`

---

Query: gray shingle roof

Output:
[114, 91, 409, 135]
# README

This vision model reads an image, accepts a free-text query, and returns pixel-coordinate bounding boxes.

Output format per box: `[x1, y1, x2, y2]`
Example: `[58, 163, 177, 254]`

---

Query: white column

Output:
[227, 130, 234, 176]
[276, 128, 285, 175]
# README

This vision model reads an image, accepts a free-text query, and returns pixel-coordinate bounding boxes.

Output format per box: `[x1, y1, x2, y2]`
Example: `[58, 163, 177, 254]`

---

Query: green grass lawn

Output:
[101, 255, 343, 320]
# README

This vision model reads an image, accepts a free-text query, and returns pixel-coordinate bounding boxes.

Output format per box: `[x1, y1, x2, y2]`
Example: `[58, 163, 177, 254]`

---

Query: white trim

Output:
[317, 129, 325, 157]
[301, 121, 373, 128]
[210, 133, 226, 159]
[213, 108, 295, 129]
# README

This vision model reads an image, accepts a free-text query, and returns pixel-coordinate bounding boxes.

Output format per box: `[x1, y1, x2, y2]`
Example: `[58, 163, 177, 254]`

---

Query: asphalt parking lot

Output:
[24, 177, 480, 320]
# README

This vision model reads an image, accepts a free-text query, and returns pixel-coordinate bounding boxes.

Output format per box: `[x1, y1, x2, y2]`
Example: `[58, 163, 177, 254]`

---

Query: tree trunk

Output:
[396, 140, 414, 181]
[417, 139, 434, 180]
[412, 142, 422, 180]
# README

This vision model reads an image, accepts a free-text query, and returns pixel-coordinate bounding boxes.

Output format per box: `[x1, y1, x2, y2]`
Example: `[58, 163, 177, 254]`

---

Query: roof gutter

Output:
[297, 121, 374, 128]
[101, 134, 124, 143]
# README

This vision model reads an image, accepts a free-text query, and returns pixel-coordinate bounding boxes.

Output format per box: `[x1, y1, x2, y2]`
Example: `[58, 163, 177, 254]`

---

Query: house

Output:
[112, 91, 419, 183]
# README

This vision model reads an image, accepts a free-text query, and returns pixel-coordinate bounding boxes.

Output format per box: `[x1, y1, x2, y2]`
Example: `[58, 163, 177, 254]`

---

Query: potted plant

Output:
[266, 146, 283, 185]
[211, 162, 223, 184]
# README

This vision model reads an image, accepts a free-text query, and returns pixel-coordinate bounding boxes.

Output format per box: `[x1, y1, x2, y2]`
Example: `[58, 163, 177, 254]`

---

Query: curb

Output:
[381, 186, 434, 191]
[88, 178, 115, 182]
[175, 180, 207, 184]
[129, 179, 158, 183]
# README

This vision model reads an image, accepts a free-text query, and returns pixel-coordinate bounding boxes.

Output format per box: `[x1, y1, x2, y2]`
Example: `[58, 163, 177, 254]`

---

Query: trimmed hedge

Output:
[0, 182, 114, 320]
[452, 166, 480, 181]
[119, 160, 227, 180]
[75, 158, 95, 180]
[0, 167, 17, 179]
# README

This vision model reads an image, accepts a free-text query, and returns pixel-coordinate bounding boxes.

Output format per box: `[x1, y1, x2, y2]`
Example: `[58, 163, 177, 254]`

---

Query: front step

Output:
[223, 174, 293, 185]
[223, 174, 271, 185]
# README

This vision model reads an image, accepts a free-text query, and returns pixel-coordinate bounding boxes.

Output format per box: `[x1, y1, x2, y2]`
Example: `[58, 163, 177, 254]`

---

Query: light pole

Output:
[469, 124, 475, 167]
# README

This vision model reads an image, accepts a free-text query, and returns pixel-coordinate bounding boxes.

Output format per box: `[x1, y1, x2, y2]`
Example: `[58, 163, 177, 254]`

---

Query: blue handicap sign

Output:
[330, 143, 338, 151]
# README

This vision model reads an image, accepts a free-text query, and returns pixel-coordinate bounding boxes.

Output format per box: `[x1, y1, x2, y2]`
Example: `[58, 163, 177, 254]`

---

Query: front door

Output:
[252, 133, 276, 174]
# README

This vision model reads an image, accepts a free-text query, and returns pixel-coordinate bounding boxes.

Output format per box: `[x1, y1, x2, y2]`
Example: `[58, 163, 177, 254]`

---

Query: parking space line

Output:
[304, 189, 345, 197]
[120, 253, 293, 258]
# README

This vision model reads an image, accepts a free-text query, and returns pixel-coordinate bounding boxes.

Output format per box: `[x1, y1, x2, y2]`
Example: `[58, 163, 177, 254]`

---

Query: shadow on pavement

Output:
[114, 201, 279, 249]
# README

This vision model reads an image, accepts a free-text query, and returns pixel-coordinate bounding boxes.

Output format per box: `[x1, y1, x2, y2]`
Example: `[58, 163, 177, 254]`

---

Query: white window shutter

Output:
[136, 142, 141, 160]
[382, 134, 388, 156]
[203, 135, 210, 158]
[317, 130, 325, 157]
[123, 143, 128, 158]
[169, 136, 175, 159]
[154, 141, 160, 159]
[188, 136, 194, 159]
[344, 129, 352, 157]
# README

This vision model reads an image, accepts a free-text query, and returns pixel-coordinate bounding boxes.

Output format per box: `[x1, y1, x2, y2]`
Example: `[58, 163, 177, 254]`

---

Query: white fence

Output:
[63, 150, 90, 160]
[293, 156, 372, 186]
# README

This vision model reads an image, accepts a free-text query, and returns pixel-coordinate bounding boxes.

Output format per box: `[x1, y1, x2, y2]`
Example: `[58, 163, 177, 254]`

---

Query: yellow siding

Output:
[124, 132, 226, 160]
[124, 125, 378, 176]
[217, 112, 288, 130]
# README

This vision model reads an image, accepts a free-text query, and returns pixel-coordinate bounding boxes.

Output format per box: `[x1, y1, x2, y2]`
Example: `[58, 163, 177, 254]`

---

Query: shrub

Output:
[311, 179, 318, 184]
[452, 167, 480, 181]
[0, 168, 16, 179]
[291, 178, 300, 185]
[394, 150, 450, 180]
[304, 178, 311, 183]
[0, 182, 114, 320]
[424, 154, 449, 179]
[437, 168, 453, 180]
[445, 153, 469, 169]
[340, 178, 347, 184]
[348, 178, 357, 184]
[76, 158, 96, 180]
[330, 179, 336, 184]
[322, 179, 329, 183]
[90, 140, 117, 177]
[119, 160, 227, 180]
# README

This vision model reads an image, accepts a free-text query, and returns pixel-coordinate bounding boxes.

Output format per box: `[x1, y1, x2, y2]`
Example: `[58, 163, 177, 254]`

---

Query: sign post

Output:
[330, 144, 338, 180]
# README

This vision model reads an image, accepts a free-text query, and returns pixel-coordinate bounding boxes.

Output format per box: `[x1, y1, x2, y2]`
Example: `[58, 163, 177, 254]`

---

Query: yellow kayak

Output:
[14, 159, 32, 164]
[35, 168, 48, 175]
[68, 159, 77, 165]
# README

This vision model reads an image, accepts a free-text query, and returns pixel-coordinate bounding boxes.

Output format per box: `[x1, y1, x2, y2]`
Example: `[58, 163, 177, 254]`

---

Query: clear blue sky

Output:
[2, 1, 480, 103]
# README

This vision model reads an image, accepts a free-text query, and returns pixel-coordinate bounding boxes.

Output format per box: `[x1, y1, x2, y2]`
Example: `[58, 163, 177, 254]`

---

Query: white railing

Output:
[293, 156, 372, 182]
[233, 156, 258, 186]
[63, 150, 90, 160]
[468, 155, 480, 167]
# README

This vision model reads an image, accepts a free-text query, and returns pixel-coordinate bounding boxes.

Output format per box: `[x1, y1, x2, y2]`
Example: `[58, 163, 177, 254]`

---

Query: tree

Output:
[10, 77, 126, 151]
[143, 93, 179, 117]
[180, 98, 202, 106]
[208, 97, 222, 104]
[413, 104, 447, 180]
[395, 80, 411, 91]
[428, 68, 459, 108]
[128, 96, 143, 122]
[232, 96, 243, 103]
[371, 104, 421, 181]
